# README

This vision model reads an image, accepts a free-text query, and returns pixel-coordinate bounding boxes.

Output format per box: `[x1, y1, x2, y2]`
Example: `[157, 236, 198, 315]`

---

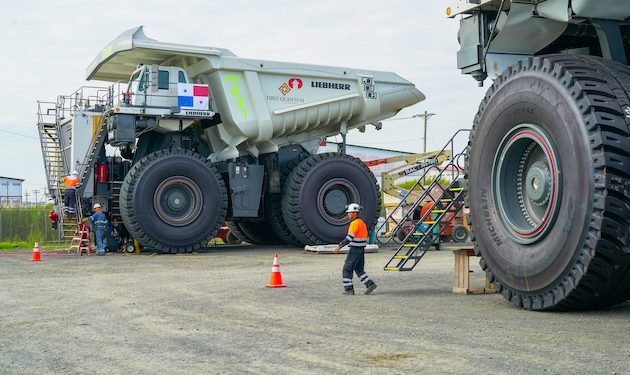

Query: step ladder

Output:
[69, 224, 91, 255]
[375, 129, 471, 272]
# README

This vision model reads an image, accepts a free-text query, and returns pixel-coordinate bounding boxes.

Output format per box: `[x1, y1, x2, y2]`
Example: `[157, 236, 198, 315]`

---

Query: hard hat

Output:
[346, 203, 362, 213]
[71, 170, 78, 176]
[93, 203, 101, 209]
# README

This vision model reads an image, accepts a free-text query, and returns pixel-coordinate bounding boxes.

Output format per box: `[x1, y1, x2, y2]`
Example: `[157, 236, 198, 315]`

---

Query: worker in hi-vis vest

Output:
[63, 170, 79, 218]
[334, 203, 377, 295]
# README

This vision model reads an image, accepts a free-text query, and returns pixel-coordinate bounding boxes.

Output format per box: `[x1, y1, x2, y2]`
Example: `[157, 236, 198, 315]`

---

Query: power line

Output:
[0, 128, 38, 140]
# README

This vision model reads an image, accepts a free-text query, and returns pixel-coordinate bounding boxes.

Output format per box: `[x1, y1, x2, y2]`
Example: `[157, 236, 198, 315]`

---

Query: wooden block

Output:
[452, 247, 497, 295]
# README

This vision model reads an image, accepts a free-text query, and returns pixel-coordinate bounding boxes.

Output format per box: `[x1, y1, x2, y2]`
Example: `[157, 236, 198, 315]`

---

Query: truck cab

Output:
[126, 64, 190, 108]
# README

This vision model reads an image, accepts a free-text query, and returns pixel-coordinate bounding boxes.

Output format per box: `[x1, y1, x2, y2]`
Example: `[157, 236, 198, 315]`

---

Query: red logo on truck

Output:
[279, 77, 304, 96]
[288, 78, 303, 89]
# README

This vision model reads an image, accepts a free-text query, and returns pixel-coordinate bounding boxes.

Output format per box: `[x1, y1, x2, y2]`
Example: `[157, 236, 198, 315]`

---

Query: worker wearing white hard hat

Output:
[88, 203, 109, 256]
[334, 203, 377, 295]
[62, 171, 80, 218]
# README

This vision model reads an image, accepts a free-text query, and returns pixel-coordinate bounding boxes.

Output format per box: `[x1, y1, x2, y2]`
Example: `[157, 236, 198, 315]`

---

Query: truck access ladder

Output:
[376, 129, 470, 271]
[37, 102, 65, 203]
[37, 102, 66, 240]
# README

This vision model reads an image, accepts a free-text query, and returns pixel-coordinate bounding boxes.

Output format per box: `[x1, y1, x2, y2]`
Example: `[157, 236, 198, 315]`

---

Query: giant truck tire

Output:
[282, 153, 380, 245]
[266, 152, 311, 246]
[226, 220, 282, 245]
[468, 55, 630, 310]
[120, 149, 227, 253]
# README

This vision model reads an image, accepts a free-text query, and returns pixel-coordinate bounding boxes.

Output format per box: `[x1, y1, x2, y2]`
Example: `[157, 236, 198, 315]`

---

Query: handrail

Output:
[376, 129, 471, 244]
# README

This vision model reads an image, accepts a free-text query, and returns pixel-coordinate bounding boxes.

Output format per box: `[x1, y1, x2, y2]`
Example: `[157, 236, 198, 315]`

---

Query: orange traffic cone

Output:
[31, 241, 42, 262]
[266, 252, 286, 288]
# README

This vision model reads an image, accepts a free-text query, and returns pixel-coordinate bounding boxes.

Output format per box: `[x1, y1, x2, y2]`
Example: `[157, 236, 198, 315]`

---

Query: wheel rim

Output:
[317, 178, 359, 226]
[492, 125, 561, 244]
[154, 176, 203, 226]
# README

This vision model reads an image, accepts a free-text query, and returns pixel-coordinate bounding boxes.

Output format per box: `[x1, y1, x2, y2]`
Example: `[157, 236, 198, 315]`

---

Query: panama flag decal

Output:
[178, 83, 209, 110]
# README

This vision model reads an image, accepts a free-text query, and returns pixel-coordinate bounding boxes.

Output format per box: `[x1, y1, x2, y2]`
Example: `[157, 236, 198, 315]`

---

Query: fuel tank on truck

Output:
[87, 27, 425, 161]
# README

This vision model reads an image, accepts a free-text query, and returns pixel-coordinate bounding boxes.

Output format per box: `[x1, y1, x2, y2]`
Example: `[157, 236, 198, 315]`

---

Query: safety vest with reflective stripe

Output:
[340, 218, 369, 248]
[64, 175, 79, 189]
[89, 211, 108, 229]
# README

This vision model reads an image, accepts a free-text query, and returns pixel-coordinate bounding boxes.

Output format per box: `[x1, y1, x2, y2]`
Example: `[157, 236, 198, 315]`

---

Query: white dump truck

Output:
[38, 26, 423, 253]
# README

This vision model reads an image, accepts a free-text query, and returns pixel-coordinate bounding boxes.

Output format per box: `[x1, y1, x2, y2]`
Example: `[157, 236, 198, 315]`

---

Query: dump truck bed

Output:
[87, 27, 424, 161]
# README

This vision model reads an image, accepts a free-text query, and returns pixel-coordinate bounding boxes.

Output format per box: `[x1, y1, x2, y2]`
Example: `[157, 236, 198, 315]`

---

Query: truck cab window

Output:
[158, 70, 170, 90]
[138, 68, 149, 92]
[127, 69, 142, 93]
[178, 71, 187, 83]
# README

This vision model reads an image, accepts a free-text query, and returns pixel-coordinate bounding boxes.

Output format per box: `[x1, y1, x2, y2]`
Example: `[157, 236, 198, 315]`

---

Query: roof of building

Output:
[0, 176, 25, 182]
[325, 142, 413, 155]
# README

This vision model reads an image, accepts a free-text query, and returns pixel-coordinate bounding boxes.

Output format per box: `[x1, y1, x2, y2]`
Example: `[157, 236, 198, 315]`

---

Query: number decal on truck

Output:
[225, 74, 249, 121]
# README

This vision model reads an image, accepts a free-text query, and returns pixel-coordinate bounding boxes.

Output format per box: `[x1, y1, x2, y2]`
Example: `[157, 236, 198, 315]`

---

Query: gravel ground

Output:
[1, 244, 629, 375]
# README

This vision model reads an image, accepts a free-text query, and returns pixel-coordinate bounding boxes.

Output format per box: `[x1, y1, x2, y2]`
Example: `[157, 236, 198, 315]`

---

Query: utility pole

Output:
[33, 190, 39, 206]
[24, 191, 29, 206]
[416, 110, 436, 154]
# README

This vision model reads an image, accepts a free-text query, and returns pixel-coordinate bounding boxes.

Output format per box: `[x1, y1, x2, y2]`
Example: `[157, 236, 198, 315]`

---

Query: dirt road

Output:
[1, 245, 628, 374]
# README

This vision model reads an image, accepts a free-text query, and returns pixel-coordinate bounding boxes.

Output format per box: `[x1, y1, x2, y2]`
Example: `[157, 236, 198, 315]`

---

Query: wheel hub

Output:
[317, 178, 359, 226]
[524, 161, 551, 206]
[492, 125, 561, 244]
[154, 176, 203, 227]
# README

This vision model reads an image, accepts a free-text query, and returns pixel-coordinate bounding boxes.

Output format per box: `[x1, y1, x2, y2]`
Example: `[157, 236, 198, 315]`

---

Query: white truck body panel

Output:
[87, 27, 424, 162]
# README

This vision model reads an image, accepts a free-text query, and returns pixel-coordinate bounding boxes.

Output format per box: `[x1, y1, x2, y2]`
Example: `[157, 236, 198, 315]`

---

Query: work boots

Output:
[365, 284, 377, 295]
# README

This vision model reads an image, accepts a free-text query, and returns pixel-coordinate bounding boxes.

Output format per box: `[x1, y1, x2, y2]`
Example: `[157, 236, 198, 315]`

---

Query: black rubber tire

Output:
[120, 149, 227, 253]
[227, 220, 283, 245]
[266, 152, 311, 245]
[225, 230, 242, 245]
[226, 221, 251, 243]
[451, 225, 469, 243]
[468, 55, 630, 310]
[282, 153, 380, 245]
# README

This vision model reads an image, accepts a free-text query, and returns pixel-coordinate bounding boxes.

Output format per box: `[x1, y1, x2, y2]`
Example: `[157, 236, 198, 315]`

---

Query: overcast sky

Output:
[0, 0, 486, 199]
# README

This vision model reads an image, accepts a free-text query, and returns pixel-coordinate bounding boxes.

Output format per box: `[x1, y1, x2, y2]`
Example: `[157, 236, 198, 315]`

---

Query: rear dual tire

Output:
[282, 153, 381, 245]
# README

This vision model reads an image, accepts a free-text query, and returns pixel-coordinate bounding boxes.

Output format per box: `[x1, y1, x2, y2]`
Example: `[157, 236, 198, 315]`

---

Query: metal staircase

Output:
[37, 101, 67, 240]
[376, 129, 470, 272]
[37, 87, 110, 243]
[37, 102, 64, 202]
[383, 182, 466, 271]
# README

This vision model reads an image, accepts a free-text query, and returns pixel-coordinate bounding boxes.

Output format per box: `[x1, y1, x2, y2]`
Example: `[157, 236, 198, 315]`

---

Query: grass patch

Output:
[0, 241, 31, 250]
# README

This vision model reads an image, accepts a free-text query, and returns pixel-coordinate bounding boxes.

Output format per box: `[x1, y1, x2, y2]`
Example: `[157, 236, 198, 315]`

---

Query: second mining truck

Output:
[37, 26, 423, 253]
[449, 0, 630, 310]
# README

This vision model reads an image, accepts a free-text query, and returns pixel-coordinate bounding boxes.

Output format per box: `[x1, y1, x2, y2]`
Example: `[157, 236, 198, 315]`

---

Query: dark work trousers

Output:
[64, 189, 76, 216]
[342, 246, 376, 291]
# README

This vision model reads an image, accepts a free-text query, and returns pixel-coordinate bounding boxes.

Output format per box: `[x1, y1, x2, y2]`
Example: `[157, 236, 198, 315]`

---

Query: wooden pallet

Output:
[304, 244, 379, 254]
[453, 248, 496, 295]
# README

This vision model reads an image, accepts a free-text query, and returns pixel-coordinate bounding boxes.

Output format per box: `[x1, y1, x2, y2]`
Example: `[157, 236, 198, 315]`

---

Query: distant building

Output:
[318, 141, 412, 182]
[0, 176, 24, 206]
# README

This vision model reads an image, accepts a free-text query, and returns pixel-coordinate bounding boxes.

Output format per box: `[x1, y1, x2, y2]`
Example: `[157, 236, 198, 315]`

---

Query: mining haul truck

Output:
[449, 0, 630, 310]
[37, 26, 423, 253]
